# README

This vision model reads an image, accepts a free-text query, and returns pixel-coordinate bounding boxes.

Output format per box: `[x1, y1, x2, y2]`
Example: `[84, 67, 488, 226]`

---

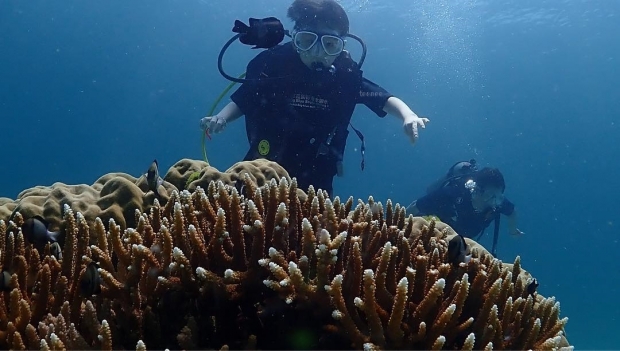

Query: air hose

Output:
[201, 72, 246, 165]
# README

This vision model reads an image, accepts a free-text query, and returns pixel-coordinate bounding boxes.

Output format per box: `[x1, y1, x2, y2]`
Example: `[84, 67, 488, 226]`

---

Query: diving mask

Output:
[480, 191, 505, 209]
[293, 31, 345, 56]
[467, 179, 504, 210]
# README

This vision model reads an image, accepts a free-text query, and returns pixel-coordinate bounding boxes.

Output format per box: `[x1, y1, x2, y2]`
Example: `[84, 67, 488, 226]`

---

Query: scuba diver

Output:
[200, 0, 429, 195]
[407, 160, 524, 256]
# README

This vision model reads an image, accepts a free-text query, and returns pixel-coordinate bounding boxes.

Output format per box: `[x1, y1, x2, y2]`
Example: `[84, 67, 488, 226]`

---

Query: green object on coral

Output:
[185, 171, 202, 190]
[422, 215, 442, 222]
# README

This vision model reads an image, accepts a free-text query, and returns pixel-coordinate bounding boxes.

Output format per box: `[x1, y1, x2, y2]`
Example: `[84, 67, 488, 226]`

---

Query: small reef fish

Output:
[447, 234, 472, 265]
[80, 261, 102, 296]
[144, 159, 164, 198]
[527, 278, 539, 297]
[0, 270, 12, 292]
[234, 178, 247, 198]
[21, 216, 61, 250]
[50, 242, 63, 261]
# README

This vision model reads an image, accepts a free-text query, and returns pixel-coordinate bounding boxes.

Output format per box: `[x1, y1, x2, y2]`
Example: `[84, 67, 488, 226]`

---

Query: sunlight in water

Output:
[404, 0, 483, 93]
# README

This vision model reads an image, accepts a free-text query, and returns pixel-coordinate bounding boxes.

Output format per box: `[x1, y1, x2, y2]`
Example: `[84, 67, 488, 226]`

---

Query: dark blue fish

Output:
[21, 216, 61, 250]
[80, 262, 102, 296]
[527, 278, 539, 297]
[233, 17, 285, 49]
[145, 159, 164, 198]
[0, 271, 12, 292]
[447, 234, 471, 265]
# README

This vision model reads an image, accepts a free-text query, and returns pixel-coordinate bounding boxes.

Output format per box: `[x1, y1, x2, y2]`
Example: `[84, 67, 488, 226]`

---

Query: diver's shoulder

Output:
[252, 42, 294, 62]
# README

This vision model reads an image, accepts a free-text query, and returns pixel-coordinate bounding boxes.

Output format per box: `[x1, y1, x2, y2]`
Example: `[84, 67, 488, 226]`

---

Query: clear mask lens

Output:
[293, 31, 344, 56]
[476, 189, 505, 209]
[489, 193, 505, 209]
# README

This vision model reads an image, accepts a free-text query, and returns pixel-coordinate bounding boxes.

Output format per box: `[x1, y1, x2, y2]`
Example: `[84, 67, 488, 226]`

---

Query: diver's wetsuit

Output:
[413, 181, 515, 238]
[230, 42, 392, 195]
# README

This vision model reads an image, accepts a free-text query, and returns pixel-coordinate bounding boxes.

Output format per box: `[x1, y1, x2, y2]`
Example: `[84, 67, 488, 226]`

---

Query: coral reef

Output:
[0, 167, 571, 350]
[0, 159, 289, 232]
[165, 158, 291, 193]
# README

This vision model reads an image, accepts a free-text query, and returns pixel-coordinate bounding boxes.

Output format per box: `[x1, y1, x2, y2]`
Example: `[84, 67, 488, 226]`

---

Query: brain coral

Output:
[0, 158, 290, 232]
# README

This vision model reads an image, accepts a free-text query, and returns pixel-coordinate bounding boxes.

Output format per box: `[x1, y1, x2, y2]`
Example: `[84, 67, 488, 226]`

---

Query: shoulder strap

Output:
[473, 211, 501, 257]
[491, 212, 501, 257]
[349, 123, 366, 171]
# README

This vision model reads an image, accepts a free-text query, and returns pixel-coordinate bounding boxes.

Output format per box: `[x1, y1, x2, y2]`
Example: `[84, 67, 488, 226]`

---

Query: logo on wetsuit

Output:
[289, 93, 330, 110]
[258, 140, 270, 156]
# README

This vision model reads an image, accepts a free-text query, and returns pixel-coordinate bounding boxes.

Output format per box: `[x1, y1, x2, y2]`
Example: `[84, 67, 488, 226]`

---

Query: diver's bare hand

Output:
[199, 115, 227, 134]
[403, 114, 430, 144]
[510, 228, 525, 236]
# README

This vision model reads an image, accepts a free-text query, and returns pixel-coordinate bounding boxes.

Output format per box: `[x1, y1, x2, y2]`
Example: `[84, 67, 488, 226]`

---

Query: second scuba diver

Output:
[408, 160, 524, 256]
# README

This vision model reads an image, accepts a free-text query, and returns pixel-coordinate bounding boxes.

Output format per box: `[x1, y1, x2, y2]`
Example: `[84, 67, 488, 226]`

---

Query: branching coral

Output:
[260, 193, 571, 350]
[0, 174, 571, 350]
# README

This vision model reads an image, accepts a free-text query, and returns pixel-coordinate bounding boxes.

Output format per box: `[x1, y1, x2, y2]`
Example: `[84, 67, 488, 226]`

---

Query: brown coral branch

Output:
[0, 169, 572, 350]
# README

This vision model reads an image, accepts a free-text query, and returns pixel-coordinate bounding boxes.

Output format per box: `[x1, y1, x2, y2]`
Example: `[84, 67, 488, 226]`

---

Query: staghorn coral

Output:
[0, 174, 571, 350]
[259, 194, 571, 350]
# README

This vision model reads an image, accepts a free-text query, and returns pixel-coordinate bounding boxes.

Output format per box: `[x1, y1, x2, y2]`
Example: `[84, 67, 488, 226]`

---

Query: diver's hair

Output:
[473, 167, 505, 192]
[287, 0, 349, 35]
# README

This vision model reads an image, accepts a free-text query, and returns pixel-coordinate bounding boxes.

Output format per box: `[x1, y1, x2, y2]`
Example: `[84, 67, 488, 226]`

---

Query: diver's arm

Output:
[216, 102, 244, 123]
[506, 210, 525, 236]
[382, 97, 430, 145]
[407, 202, 421, 215]
[200, 102, 244, 133]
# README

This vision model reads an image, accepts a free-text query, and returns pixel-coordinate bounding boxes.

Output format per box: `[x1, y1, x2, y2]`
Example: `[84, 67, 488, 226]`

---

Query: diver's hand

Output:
[200, 115, 227, 134]
[510, 228, 525, 236]
[403, 113, 430, 144]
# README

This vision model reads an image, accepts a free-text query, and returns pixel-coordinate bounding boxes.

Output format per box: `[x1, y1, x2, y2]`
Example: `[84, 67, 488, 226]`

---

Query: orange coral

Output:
[0, 173, 571, 350]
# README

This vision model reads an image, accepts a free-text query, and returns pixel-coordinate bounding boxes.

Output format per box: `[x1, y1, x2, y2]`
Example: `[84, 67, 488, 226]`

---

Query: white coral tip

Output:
[354, 297, 364, 308]
[332, 310, 343, 319]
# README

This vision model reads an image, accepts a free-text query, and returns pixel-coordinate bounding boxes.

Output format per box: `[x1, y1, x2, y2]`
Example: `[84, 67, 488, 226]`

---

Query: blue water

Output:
[1, 0, 618, 348]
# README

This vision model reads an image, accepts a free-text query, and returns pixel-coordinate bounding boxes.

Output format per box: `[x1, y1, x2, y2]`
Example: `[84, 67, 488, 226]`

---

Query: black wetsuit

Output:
[414, 180, 515, 238]
[230, 42, 392, 194]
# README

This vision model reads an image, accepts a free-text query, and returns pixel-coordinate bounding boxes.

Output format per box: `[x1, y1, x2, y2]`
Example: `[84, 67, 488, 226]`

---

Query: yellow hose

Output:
[201, 73, 247, 166]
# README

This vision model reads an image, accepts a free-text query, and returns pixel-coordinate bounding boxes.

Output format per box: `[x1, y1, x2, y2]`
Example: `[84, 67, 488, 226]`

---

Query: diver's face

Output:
[471, 186, 504, 212]
[293, 24, 344, 69]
